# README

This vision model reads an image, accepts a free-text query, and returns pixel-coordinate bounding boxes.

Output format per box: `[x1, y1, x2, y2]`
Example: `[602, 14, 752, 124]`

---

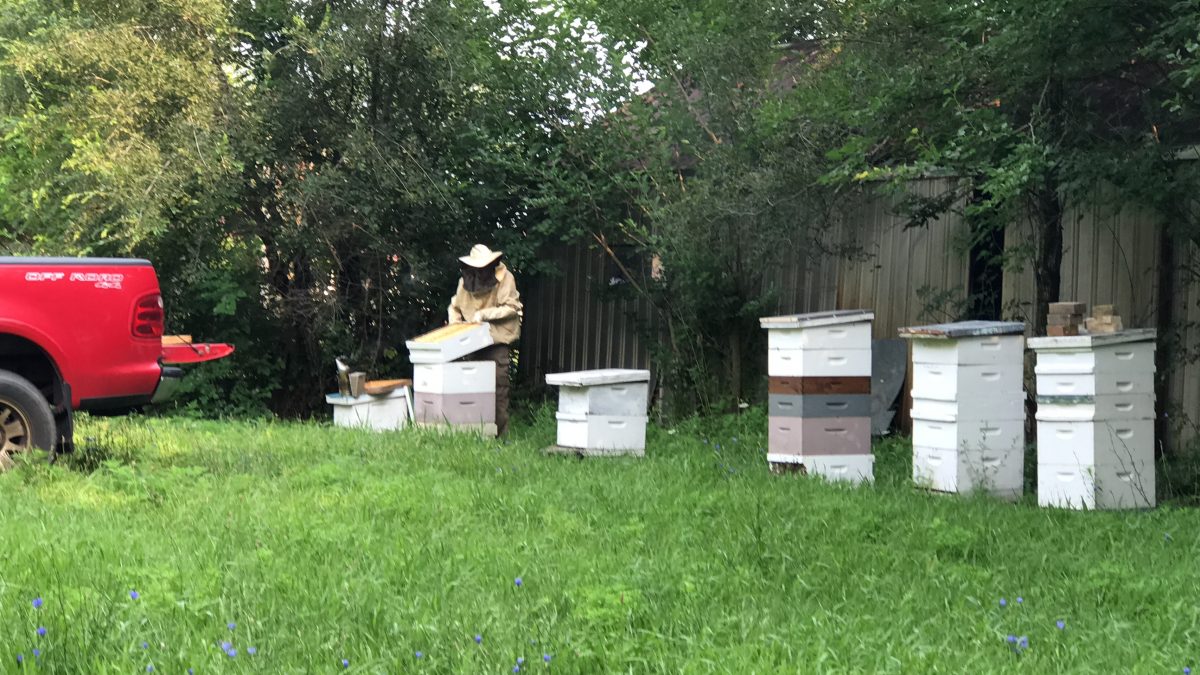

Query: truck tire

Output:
[0, 369, 55, 464]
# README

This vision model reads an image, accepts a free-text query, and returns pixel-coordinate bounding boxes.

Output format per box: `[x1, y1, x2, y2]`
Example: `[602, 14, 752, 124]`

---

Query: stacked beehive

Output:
[1047, 301, 1086, 337]
[406, 323, 498, 436]
[760, 310, 874, 484]
[901, 321, 1027, 500]
[545, 369, 650, 457]
[1029, 329, 1156, 509]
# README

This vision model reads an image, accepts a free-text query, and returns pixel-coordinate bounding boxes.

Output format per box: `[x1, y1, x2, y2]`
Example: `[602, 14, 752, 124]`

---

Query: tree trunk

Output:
[1032, 183, 1064, 335]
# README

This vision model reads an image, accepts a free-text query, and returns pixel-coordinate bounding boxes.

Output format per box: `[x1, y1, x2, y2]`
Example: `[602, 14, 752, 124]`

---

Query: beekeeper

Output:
[448, 244, 523, 435]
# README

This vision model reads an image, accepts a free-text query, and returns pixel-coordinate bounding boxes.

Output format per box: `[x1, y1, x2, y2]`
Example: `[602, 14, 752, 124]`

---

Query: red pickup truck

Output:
[0, 257, 232, 459]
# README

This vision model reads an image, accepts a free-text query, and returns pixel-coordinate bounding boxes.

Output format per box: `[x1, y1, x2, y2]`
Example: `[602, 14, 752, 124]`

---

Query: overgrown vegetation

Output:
[0, 413, 1198, 671]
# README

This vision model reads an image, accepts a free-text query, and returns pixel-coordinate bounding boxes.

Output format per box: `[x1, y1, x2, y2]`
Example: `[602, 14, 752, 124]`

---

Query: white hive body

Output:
[545, 369, 650, 457]
[1029, 330, 1157, 510]
[406, 325, 500, 437]
[902, 321, 1027, 498]
[326, 388, 412, 432]
[761, 310, 875, 483]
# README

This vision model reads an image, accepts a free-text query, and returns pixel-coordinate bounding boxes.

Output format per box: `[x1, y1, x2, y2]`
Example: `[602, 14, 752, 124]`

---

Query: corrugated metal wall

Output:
[518, 179, 1200, 451]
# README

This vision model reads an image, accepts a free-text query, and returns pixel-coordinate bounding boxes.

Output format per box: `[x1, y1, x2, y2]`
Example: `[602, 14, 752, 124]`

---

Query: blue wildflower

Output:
[142, 642, 149, 649]
[1184, 668, 1191, 675]
[1057, 620, 1066, 630]
[188, 670, 194, 675]
[247, 647, 257, 656]
[130, 590, 140, 600]
[36, 627, 45, 637]
[228, 622, 236, 631]
[544, 654, 552, 663]
[1016, 597, 1024, 604]
[32, 650, 40, 658]
[513, 667, 520, 674]
[514, 577, 523, 587]
[415, 651, 423, 659]
[999, 598, 1007, 607]
[32, 598, 43, 610]
[342, 658, 350, 669]
[1017, 636, 1029, 649]
[518, 657, 525, 665]
[16, 654, 23, 664]
[1006, 635, 1017, 644]
[146, 665, 154, 673]
[226, 648, 237, 658]
[474, 634, 483, 644]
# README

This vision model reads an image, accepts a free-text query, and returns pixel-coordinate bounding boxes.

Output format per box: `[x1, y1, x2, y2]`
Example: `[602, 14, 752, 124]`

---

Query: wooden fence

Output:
[517, 179, 1200, 451]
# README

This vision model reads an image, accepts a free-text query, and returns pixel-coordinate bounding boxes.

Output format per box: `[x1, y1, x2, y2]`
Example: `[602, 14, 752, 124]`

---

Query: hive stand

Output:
[761, 310, 875, 484]
[544, 369, 650, 457]
[900, 321, 1027, 500]
[1029, 329, 1157, 509]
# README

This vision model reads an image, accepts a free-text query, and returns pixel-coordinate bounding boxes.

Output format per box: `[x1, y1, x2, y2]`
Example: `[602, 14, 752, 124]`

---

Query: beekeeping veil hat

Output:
[459, 244, 503, 269]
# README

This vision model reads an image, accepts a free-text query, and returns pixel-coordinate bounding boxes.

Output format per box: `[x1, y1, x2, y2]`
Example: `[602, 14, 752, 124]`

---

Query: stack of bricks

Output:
[1029, 329, 1157, 509]
[759, 310, 875, 484]
[1085, 304, 1123, 334]
[901, 321, 1028, 500]
[1047, 301, 1086, 337]
[406, 323, 498, 436]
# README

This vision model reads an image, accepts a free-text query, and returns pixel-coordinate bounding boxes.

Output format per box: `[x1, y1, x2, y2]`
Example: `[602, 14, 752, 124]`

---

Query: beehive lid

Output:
[546, 369, 650, 387]
[759, 309, 874, 330]
[409, 322, 484, 344]
[1027, 328, 1156, 350]
[406, 322, 494, 364]
[899, 320, 1025, 340]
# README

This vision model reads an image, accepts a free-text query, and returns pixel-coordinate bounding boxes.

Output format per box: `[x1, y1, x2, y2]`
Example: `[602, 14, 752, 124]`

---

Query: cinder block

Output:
[1049, 301, 1087, 314]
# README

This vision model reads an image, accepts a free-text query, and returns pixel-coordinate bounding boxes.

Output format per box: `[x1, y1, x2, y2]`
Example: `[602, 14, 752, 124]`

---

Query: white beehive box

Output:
[555, 412, 647, 454]
[406, 322, 494, 364]
[766, 452, 874, 485]
[326, 388, 412, 432]
[911, 334, 1025, 366]
[910, 363, 1024, 401]
[910, 396, 1025, 421]
[760, 310, 874, 351]
[414, 361, 496, 394]
[1035, 394, 1154, 421]
[1035, 419, 1154, 467]
[911, 414, 1026, 451]
[767, 348, 872, 378]
[1038, 461, 1155, 509]
[912, 445, 1023, 498]
[546, 369, 650, 416]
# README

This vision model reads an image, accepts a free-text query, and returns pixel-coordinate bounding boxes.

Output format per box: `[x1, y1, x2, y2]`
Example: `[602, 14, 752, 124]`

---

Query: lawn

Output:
[0, 407, 1197, 674]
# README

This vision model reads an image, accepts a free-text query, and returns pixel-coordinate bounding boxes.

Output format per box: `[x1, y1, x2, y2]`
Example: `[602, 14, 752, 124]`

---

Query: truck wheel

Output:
[0, 369, 55, 466]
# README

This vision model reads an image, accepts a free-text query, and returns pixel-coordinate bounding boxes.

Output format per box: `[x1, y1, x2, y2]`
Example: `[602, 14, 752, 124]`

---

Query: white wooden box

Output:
[1034, 369, 1154, 398]
[911, 335, 1025, 366]
[326, 389, 412, 432]
[546, 369, 651, 417]
[1034, 419, 1154, 467]
[406, 322, 494, 364]
[912, 415, 1026, 451]
[768, 348, 872, 377]
[1036, 394, 1154, 422]
[1038, 460, 1155, 509]
[1034, 343, 1155, 375]
[760, 310, 874, 351]
[767, 453, 874, 485]
[910, 396, 1025, 421]
[911, 363, 1024, 401]
[913, 445, 1024, 498]
[555, 412, 647, 452]
[414, 361, 496, 395]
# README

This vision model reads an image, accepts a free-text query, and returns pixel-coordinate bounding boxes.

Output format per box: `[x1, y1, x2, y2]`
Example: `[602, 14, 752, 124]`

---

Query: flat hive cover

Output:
[759, 309, 874, 329]
[1027, 328, 1156, 350]
[899, 320, 1025, 339]
[546, 369, 650, 387]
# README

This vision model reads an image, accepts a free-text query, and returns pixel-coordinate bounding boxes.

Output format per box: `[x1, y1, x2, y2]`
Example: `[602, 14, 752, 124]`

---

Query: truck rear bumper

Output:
[151, 366, 185, 404]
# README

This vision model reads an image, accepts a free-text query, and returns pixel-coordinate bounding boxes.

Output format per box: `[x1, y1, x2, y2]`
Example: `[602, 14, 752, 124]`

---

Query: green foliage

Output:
[0, 414, 1198, 670]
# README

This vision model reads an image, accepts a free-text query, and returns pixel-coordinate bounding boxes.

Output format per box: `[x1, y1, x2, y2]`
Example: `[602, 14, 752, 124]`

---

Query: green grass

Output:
[1, 407, 1198, 673]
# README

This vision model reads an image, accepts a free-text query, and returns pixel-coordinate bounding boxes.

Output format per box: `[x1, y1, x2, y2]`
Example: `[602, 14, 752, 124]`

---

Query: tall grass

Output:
[0, 408, 1196, 673]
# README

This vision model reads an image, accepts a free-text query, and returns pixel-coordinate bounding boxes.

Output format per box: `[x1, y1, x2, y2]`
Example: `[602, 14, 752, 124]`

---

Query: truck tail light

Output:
[132, 293, 164, 338]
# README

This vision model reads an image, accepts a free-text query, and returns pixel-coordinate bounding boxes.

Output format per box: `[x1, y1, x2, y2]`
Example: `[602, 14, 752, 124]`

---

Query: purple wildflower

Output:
[513, 667, 520, 674]
[32, 598, 43, 610]
[32, 650, 40, 658]
[544, 654, 552, 663]
[130, 590, 140, 600]
[226, 648, 237, 658]
[16, 654, 23, 664]
[1057, 620, 1066, 630]
[342, 658, 350, 669]
[1006, 635, 1017, 644]
[36, 627, 45, 637]
[514, 577, 523, 587]
[1017, 636, 1029, 649]
[142, 642, 149, 649]
[474, 634, 483, 644]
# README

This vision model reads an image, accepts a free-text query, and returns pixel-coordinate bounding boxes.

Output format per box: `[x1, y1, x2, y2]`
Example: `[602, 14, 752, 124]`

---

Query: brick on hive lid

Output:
[1092, 304, 1115, 318]
[1047, 313, 1083, 327]
[1049, 301, 1087, 315]
[1047, 324, 1081, 337]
